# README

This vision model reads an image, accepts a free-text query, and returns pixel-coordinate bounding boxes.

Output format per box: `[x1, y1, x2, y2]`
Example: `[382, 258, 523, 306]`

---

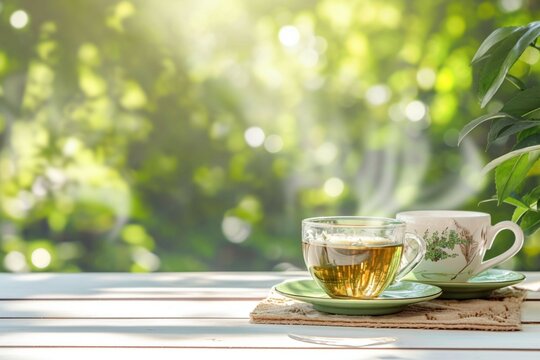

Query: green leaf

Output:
[514, 133, 540, 150]
[504, 195, 530, 209]
[494, 120, 540, 141]
[517, 126, 540, 142]
[505, 74, 526, 91]
[495, 154, 531, 204]
[482, 115, 530, 149]
[458, 113, 514, 145]
[512, 207, 529, 223]
[471, 26, 520, 63]
[479, 195, 529, 208]
[522, 185, 540, 210]
[473, 21, 540, 108]
[519, 211, 540, 235]
[478, 197, 497, 206]
[502, 86, 540, 117]
[482, 145, 540, 174]
[487, 118, 515, 147]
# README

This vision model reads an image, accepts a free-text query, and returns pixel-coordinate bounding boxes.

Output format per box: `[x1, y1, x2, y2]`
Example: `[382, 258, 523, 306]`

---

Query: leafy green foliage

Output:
[495, 154, 533, 204]
[502, 86, 540, 117]
[472, 21, 540, 108]
[463, 20, 540, 236]
[458, 113, 517, 146]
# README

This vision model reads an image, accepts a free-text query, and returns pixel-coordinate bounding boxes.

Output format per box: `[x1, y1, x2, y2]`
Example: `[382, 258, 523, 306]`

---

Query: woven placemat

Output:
[250, 287, 527, 331]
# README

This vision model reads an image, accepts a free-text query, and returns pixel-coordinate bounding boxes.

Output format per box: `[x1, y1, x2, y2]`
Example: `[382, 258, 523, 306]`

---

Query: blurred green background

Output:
[1, 0, 540, 273]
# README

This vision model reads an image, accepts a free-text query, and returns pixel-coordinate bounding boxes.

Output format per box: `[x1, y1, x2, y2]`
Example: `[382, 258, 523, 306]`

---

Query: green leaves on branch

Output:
[495, 153, 537, 204]
[459, 87, 540, 145]
[462, 20, 540, 235]
[502, 86, 540, 118]
[487, 119, 538, 146]
[472, 21, 540, 108]
[482, 145, 540, 174]
[515, 133, 540, 150]
[458, 113, 516, 145]
[512, 186, 540, 234]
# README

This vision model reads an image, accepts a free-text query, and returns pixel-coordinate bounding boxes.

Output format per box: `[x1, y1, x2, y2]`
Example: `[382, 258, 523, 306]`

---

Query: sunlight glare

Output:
[279, 25, 300, 47]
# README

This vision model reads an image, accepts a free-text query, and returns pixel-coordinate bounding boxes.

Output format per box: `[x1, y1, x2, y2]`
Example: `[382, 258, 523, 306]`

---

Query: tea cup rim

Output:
[396, 210, 490, 219]
[302, 216, 405, 229]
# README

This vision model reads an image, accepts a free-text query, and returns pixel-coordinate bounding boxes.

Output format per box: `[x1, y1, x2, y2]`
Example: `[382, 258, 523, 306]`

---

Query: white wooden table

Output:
[0, 271, 539, 359]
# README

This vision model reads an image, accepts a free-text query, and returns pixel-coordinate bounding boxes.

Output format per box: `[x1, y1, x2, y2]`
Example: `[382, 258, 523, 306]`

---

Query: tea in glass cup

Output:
[302, 216, 425, 299]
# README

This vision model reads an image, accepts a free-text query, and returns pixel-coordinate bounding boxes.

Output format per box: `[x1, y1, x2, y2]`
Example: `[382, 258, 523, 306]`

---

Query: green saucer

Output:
[273, 279, 442, 315]
[406, 269, 526, 300]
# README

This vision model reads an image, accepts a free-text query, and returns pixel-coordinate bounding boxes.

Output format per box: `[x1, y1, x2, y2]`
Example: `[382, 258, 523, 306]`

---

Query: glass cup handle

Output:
[395, 232, 426, 281]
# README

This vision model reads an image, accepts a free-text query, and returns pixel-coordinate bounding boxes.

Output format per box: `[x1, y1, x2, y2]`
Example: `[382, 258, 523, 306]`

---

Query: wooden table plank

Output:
[0, 272, 305, 299]
[0, 271, 536, 299]
[0, 299, 538, 322]
[0, 300, 258, 319]
[0, 318, 538, 349]
[0, 271, 537, 355]
[3, 348, 540, 360]
[0, 348, 539, 360]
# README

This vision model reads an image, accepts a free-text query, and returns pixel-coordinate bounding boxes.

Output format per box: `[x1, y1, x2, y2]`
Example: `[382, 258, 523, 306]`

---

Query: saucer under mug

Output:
[404, 268, 526, 299]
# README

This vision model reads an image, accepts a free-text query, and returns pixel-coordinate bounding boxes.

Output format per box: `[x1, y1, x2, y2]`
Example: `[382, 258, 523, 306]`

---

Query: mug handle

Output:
[474, 221, 524, 275]
[395, 232, 426, 281]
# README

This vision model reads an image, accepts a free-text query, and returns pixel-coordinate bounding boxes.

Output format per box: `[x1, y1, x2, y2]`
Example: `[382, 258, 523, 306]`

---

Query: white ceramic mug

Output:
[396, 210, 524, 282]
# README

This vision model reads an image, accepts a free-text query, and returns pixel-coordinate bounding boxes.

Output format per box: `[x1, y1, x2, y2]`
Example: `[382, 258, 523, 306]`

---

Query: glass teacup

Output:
[302, 216, 426, 299]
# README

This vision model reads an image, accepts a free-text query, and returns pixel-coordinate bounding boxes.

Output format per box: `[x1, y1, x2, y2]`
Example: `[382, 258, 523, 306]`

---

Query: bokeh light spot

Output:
[315, 142, 338, 164]
[324, 177, 345, 197]
[132, 247, 160, 272]
[264, 134, 284, 153]
[300, 49, 319, 67]
[416, 68, 436, 90]
[244, 126, 265, 148]
[4, 251, 27, 272]
[222, 216, 251, 243]
[445, 16, 466, 37]
[443, 128, 460, 147]
[31, 248, 51, 269]
[365, 85, 391, 106]
[279, 25, 300, 47]
[405, 100, 426, 122]
[499, 0, 523, 12]
[10, 10, 29, 29]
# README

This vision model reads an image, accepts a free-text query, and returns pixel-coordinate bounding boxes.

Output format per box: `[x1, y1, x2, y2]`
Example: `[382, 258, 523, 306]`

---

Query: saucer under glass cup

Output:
[273, 216, 443, 315]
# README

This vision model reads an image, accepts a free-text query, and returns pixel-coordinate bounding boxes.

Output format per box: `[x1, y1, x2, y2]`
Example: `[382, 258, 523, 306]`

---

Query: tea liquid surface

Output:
[302, 242, 403, 299]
